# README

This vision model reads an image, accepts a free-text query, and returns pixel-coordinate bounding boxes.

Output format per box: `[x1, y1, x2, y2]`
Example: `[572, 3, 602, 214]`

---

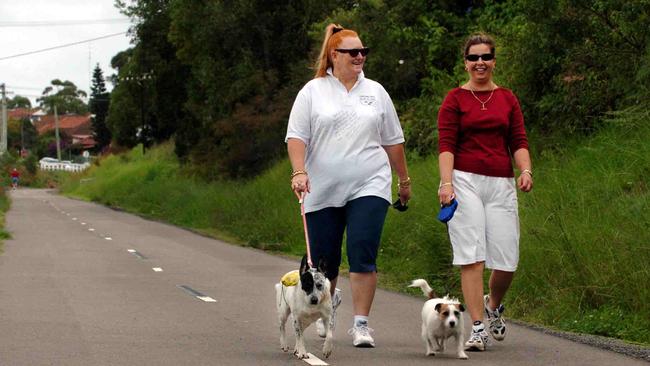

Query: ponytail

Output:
[314, 24, 358, 78]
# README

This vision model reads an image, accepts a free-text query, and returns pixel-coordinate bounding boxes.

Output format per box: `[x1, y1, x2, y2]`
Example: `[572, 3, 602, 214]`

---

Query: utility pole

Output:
[122, 72, 153, 155]
[54, 104, 62, 161]
[0, 83, 7, 155]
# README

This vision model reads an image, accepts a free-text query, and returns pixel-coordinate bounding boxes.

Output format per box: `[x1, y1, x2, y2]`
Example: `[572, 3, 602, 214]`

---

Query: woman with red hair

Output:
[286, 24, 410, 348]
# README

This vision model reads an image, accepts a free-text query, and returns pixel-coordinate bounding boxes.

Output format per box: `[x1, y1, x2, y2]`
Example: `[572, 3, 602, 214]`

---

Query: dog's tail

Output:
[408, 279, 436, 299]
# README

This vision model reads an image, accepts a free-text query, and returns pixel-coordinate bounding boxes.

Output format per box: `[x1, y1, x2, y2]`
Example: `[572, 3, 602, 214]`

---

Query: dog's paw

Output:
[426, 351, 436, 357]
[458, 351, 469, 360]
[294, 350, 309, 359]
[322, 343, 333, 358]
[280, 344, 290, 352]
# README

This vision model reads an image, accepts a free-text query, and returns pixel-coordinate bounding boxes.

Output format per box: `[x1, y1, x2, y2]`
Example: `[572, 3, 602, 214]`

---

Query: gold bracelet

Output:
[398, 177, 411, 188]
[521, 169, 533, 177]
[438, 182, 452, 192]
[290, 170, 307, 180]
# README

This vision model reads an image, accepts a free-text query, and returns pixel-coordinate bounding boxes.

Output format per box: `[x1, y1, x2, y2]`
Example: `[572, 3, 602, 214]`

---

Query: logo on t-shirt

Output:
[359, 95, 376, 106]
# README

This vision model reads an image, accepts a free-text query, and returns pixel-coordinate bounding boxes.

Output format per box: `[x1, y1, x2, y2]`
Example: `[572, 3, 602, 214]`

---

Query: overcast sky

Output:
[0, 0, 133, 106]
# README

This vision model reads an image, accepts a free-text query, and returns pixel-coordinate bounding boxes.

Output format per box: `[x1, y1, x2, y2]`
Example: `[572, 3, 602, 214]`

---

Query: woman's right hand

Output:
[438, 185, 455, 206]
[291, 174, 310, 195]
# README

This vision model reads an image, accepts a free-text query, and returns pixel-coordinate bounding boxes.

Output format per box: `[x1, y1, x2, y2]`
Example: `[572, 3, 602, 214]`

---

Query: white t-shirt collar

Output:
[326, 67, 365, 90]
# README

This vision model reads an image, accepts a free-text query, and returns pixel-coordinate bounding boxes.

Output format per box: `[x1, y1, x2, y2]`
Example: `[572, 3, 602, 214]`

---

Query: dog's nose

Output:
[449, 321, 456, 328]
[310, 297, 318, 305]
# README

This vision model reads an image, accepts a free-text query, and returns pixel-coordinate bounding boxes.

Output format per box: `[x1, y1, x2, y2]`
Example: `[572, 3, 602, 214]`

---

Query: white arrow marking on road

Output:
[197, 296, 217, 302]
[303, 354, 328, 365]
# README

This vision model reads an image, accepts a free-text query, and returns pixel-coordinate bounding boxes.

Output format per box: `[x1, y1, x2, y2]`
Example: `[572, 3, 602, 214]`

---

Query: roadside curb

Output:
[510, 319, 650, 362]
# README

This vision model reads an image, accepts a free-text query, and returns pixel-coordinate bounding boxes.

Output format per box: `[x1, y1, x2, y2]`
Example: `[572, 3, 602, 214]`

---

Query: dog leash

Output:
[295, 191, 313, 269]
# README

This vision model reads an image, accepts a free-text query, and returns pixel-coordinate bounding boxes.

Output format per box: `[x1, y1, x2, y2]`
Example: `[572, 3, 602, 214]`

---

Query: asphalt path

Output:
[0, 188, 646, 365]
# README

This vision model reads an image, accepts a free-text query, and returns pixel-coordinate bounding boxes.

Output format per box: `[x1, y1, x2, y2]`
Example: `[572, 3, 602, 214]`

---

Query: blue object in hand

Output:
[437, 199, 458, 223]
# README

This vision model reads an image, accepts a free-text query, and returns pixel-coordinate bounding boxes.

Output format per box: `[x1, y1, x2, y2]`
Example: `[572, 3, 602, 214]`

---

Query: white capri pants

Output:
[447, 169, 520, 272]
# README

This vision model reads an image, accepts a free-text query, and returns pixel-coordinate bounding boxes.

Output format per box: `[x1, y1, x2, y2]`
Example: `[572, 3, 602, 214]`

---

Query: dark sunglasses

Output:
[335, 47, 370, 57]
[465, 53, 494, 62]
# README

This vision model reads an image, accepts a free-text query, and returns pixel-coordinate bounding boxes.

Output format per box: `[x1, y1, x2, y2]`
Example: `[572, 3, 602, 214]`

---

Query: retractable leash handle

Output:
[295, 191, 314, 268]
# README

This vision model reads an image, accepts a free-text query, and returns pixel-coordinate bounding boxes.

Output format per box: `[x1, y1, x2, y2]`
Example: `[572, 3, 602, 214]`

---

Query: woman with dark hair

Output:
[437, 33, 533, 351]
[286, 23, 411, 348]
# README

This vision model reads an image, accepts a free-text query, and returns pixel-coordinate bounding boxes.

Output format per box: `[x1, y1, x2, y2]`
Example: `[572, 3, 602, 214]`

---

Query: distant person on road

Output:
[10, 168, 20, 189]
[286, 23, 411, 348]
[437, 33, 533, 351]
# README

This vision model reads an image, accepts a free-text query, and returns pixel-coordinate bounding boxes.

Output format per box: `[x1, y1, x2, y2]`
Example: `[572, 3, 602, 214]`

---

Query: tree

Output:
[104, 0, 199, 154]
[167, 0, 349, 177]
[7, 117, 37, 153]
[7, 95, 32, 109]
[37, 79, 88, 114]
[89, 64, 112, 151]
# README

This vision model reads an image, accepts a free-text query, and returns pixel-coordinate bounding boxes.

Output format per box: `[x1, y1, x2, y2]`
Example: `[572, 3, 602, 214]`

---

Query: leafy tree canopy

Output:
[7, 95, 32, 109]
[37, 79, 88, 114]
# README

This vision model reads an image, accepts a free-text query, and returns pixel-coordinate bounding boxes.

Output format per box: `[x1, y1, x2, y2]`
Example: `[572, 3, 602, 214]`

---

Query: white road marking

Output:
[105, 237, 112, 241]
[152, 267, 163, 272]
[81, 222, 86, 225]
[127, 249, 136, 253]
[72, 217, 77, 221]
[304, 354, 328, 365]
[197, 296, 217, 302]
[88, 228, 95, 232]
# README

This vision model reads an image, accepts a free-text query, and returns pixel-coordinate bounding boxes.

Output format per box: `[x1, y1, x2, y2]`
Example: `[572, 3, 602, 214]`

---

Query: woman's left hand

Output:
[517, 173, 533, 192]
[398, 185, 411, 204]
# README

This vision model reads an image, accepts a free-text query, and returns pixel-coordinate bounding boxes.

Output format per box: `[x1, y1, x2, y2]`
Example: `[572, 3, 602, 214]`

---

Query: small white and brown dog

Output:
[409, 279, 468, 359]
[275, 256, 333, 359]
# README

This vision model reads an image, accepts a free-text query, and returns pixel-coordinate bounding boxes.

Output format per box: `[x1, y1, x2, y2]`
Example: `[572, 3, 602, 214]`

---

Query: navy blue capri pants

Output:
[306, 196, 389, 280]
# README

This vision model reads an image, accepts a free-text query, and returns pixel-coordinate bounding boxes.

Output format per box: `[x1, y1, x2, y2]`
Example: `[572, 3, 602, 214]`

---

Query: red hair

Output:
[314, 24, 358, 78]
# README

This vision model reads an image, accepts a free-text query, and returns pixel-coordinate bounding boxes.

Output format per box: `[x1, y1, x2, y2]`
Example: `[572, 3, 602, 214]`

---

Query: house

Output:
[34, 113, 97, 150]
[8, 108, 42, 124]
[71, 134, 96, 149]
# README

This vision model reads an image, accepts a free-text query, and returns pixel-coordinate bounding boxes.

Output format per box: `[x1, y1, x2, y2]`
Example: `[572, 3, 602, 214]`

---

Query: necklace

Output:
[469, 87, 495, 110]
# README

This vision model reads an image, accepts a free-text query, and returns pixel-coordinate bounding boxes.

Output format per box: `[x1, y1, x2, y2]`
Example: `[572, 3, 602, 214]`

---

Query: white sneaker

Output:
[465, 324, 489, 351]
[484, 294, 507, 341]
[316, 288, 341, 338]
[348, 321, 375, 347]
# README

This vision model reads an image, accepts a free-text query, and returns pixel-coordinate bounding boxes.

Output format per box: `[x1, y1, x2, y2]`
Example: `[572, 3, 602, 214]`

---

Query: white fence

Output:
[39, 160, 90, 172]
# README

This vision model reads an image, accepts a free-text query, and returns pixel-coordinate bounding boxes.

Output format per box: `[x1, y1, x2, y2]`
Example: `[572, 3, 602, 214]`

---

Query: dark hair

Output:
[463, 33, 496, 57]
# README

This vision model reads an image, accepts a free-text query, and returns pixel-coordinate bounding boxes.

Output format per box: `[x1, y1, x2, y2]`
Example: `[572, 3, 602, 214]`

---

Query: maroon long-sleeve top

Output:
[437, 87, 529, 178]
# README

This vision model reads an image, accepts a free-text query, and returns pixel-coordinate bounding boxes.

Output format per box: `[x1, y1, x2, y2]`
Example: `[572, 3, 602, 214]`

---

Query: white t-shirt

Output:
[285, 69, 405, 213]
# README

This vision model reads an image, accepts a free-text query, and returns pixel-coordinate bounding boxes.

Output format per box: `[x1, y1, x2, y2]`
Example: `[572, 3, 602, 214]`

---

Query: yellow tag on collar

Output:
[281, 270, 300, 286]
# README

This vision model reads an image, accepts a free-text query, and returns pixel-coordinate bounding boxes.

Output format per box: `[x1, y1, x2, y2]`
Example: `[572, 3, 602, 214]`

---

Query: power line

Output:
[0, 18, 130, 27]
[6, 86, 43, 91]
[0, 32, 128, 61]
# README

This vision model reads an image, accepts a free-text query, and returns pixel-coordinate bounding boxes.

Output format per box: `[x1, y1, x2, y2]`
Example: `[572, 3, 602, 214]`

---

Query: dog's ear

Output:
[299, 254, 309, 275]
[300, 271, 314, 294]
[316, 256, 327, 276]
[459, 304, 466, 312]
[435, 303, 442, 313]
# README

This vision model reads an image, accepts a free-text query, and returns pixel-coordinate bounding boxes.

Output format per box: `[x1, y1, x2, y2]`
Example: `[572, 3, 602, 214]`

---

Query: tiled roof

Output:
[7, 108, 35, 120]
[71, 134, 96, 148]
[36, 114, 92, 136]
